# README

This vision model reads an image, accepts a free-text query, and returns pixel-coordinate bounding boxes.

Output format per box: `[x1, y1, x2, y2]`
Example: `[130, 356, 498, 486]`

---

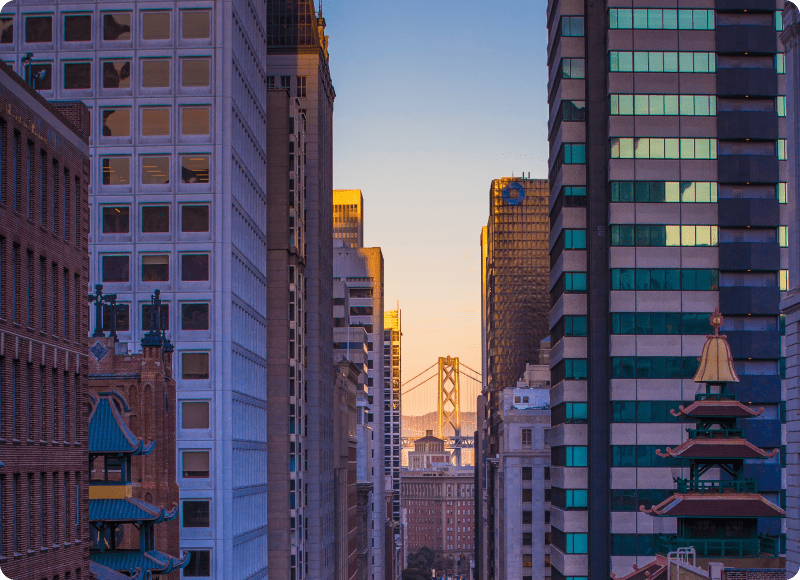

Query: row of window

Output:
[100, 299, 210, 332]
[100, 106, 210, 138]
[0, 123, 81, 247]
[609, 8, 715, 30]
[1, 11, 210, 45]
[610, 51, 716, 73]
[100, 205, 209, 234]
[611, 312, 715, 335]
[610, 137, 717, 160]
[0, 471, 80, 557]
[550, 488, 588, 510]
[102, 253, 209, 283]
[611, 181, 718, 203]
[0, 359, 80, 443]
[100, 155, 209, 186]
[610, 94, 716, 116]
[610, 224, 718, 247]
[612, 269, 719, 291]
[612, 445, 687, 468]
[612, 401, 682, 423]
[0, 240, 81, 340]
[611, 356, 700, 379]
[551, 530, 588, 555]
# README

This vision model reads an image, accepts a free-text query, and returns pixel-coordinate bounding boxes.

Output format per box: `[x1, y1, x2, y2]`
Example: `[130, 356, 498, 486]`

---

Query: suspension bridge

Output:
[400, 356, 483, 466]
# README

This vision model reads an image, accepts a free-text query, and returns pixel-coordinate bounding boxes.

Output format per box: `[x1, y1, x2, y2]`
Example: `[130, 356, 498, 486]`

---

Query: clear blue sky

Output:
[325, 0, 550, 414]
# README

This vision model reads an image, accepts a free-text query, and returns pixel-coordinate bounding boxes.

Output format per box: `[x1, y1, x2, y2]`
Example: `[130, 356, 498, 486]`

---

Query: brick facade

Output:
[723, 571, 786, 580]
[0, 61, 90, 580]
[87, 336, 180, 578]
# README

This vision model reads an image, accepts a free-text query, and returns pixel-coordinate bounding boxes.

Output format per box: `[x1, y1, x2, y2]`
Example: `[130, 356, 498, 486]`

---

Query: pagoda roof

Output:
[90, 498, 178, 524]
[642, 493, 785, 518]
[655, 437, 779, 460]
[90, 561, 143, 580]
[670, 400, 762, 419]
[89, 394, 155, 456]
[91, 550, 190, 575]
[610, 556, 667, 580]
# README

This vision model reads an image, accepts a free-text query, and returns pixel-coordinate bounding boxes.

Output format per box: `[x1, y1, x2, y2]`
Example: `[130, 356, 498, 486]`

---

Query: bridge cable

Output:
[400, 362, 438, 388]
[400, 372, 438, 396]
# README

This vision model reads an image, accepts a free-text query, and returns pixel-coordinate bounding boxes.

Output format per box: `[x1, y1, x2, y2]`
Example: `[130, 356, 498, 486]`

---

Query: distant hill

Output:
[402, 411, 477, 437]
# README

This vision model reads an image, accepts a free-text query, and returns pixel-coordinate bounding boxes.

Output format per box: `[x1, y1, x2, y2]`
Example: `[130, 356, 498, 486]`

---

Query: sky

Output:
[324, 0, 551, 415]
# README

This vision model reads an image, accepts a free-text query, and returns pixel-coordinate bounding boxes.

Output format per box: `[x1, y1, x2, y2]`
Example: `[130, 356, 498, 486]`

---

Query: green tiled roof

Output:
[90, 550, 190, 574]
[89, 396, 155, 456]
[89, 498, 178, 523]
[90, 561, 143, 580]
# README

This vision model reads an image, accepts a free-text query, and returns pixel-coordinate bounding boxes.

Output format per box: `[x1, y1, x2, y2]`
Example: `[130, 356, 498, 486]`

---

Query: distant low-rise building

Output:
[408, 432, 452, 470]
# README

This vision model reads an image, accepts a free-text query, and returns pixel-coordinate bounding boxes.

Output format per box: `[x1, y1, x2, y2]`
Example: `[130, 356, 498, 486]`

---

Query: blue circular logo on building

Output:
[501, 182, 525, 206]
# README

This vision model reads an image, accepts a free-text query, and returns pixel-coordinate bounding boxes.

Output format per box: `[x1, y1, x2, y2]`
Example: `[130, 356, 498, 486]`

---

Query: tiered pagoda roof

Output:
[654, 438, 779, 460]
[90, 498, 179, 524]
[644, 493, 785, 518]
[89, 393, 155, 456]
[91, 550, 190, 576]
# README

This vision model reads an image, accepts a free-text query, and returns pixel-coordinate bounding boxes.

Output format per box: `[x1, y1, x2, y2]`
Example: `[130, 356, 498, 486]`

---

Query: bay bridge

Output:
[400, 356, 483, 466]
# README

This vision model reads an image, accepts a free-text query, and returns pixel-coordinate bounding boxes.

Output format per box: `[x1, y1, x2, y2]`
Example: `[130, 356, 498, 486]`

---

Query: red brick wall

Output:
[723, 571, 786, 580]
[0, 68, 90, 580]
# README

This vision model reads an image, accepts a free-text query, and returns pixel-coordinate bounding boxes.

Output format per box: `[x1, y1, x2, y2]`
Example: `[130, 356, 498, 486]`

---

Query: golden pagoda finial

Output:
[693, 307, 740, 384]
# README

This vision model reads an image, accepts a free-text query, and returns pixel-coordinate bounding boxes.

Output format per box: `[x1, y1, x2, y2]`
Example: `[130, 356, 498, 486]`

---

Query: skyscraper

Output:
[384, 307, 401, 525]
[334, 189, 364, 248]
[266, 2, 337, 577]
[0, 3, 271, 577]
[546, 2, 787, 577]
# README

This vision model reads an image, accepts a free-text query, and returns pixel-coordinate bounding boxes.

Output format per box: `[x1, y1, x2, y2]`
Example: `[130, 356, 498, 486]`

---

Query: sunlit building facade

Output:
[334, 189, 364, 248]
[384, 307, 401, 525]
[547, 2, 788, 577]
[0, 3, 270, 578]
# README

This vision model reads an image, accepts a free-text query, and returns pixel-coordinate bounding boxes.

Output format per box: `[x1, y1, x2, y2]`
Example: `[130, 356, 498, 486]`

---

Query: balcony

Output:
[717, 111, 779, 142]
[655, 535, 761, 557]
[718, 242, 780, 271]
[717, 155, 780, 184]
[719, 286, 780, 316]
[718, 198, 780, 228]
[716, 68, 778, 98]
[674, 478, 757, 494]
[716, 25, 777, 55]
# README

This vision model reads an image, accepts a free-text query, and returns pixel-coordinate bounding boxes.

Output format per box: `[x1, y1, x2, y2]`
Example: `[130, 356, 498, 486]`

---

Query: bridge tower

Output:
[437, 356, 462, 465]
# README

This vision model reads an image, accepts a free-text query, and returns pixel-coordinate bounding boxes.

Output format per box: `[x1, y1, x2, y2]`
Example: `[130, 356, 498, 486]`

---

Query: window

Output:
[182, 58, 210, 87]
[182, 304, 209, 330]
[522, 511, 532, 524]
[142, 59, 170, 87]
[523, 532, 532, 545]
[182, 500, 210, 527]
[610, 51, 715, 73]
[550, 488, 589, 510]
[141, 108, 170, 136]
[564, 272, 586, 292]
[182, 353, 209, 380]
[552, 446, 588, 467]
[102, 61, 131, 88]
[522, 554, 532, 568]
[611, 181, 717, 203]
[609, 9, 714, 30]
[102, 303, 130, 333]
[551, 402, 588, 425]
[25, 16, 52, 43]
[296, 76, 306, 97]
[142, 206, 169, 232]
[142, 304, 169, 331]
[101, 156, 131, 185]
[182, 11, 211, 39]
[611, 94, 716, 117]
[780, 225, 788, 248]
[561, 16, 584, 36]
[777, 53, 786, 74]
[141, 255, 169, 282]
[561, 58, 584, 79]
[561, 100, 585, 122]
[141, 156, 170, 184]
[63, 62, 91, 89]
[562, 143, 585, 164]
[611, 312, 714, 335]
[184, 550, 211, 576]
[522, 467, 532, 481]
[64, 14, 91, 41]
[102, 109, 130, 137]
[101, 255, 130, 283]
[267, 76, 275, 89]
[28, 63, 52, 90]
[612, 401, 682, 423]
[103, 13, 131, 41]
[611, 137, 717, 160]
[565, 533, 588, 554]
[521, 429, 532, 448]
[522, 488, 532, 503]
[280, 75, 290, 89]
[142, 12, 170, 40]
[102, 207, 129, 233]
[182, 205, 210, 232]
[181, 155, 209, 183]
[182, 451, 210, 478]
[611, 357, 699, 379]
[778, 140, 788, 161]
[182, 401, 210, 429]
[611, 268, 718, 291]
[181, 107, 210, 136]
[0, 17, 13, 43]
[182, 254, 209, 281]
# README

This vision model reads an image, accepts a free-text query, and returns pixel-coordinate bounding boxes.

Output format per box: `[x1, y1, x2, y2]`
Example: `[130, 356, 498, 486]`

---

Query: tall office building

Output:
[334, 246, 387, 580]
[0, 61, 90, 580]
[384, 307, 401, 525]
[334, 189, 364, 248]
[267, 2, 337, 577]
[0, 3, 270, 577]
[547, 1, 787, 577]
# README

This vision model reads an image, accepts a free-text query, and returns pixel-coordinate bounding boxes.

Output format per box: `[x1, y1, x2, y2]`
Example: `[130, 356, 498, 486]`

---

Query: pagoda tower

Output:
[88, 391, 189, 579]
[644, 308, 784, 561]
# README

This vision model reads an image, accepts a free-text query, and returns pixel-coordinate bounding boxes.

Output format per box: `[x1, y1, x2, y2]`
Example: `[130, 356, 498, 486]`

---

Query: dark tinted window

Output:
[101, 255, 129, 282]
[25, 16, 52, 43]
[182, 304, 209, 330]
[64, 62, 91, 89]
[29, 64, 52, 90]
[184, 550, 211, 576]
[182, 501, 210, 528]
[181, 254, 209, 281]
[141, 255, 169, 282]
[142, 304, 169, 330]
[102, 206, 129, 233]
[181, 205, 209, 232]
[64, 15, 91, 41]
[102, 60, 131, 88]
[103, 13, 131, 41]
[0, 18, 14, 44]
[182, 353, 209, 380]
[102, 303, 130, 332]
[142, 206, 169, 232]
[102, 109, 130, 137]
[182, 11, 210, 39]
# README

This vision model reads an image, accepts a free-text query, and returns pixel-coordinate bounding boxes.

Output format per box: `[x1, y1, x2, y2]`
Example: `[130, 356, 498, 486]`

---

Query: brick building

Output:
[400, 466, 475, 572]
[0, 60, 91, 579]
[87, 295, 181, 578]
